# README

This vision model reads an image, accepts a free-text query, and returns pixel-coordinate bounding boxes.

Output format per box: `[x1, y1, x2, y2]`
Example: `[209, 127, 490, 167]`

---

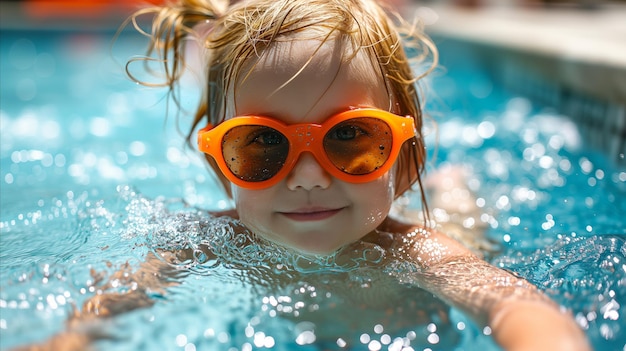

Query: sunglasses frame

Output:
[197, 108, 416, 189]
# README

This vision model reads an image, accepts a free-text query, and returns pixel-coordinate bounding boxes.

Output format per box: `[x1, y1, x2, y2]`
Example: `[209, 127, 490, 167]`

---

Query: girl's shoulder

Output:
[377, 217, 478, 269]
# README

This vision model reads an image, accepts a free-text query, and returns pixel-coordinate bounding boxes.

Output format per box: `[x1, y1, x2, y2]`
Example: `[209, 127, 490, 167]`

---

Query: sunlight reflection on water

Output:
[1, 30, 625, 351]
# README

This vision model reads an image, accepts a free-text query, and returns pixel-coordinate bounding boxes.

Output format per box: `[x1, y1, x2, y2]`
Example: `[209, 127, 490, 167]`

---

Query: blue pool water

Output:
[1, 29, 625, 351]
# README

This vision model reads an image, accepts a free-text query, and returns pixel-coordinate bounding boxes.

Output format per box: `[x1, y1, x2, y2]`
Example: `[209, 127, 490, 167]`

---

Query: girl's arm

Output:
[427, 248, 589, 351]
[76, 249, 187, 319]
[73, 209, 238, 320]
[10, 250, 183, 351]
[382, 218, 590, 351]
[13, 214, 226, 351]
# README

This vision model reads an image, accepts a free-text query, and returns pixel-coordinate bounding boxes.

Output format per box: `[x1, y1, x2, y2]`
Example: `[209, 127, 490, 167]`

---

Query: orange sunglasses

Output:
[197, 108, 416, 189]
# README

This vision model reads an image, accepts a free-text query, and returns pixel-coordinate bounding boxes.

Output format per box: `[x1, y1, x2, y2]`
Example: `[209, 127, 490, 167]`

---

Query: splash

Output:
[494, 235, 626, 348]
[114, 185, 388, 274]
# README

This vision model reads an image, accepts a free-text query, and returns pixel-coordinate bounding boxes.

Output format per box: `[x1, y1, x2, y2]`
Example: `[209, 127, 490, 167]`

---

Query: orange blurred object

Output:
[23, 0, 164, 19]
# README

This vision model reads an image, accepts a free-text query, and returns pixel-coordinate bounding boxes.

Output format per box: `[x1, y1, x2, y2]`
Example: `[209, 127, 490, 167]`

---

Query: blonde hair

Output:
[126, 0, 436, 210]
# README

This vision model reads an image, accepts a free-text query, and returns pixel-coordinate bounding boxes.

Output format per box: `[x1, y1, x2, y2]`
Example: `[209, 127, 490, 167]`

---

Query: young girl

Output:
[18, 0, 590, 350]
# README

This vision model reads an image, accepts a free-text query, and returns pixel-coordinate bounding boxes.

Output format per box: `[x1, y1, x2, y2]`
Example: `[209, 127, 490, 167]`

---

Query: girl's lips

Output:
[279, 208, 343, 221]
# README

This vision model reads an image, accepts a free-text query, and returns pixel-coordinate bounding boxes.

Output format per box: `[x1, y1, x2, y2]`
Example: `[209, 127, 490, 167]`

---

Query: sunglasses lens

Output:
[323, 117, 392, 175]
[222, 125, 289, 182]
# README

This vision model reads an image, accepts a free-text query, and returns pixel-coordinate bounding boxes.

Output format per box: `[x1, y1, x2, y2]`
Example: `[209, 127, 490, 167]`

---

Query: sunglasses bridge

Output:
[289, 124, 321, 147]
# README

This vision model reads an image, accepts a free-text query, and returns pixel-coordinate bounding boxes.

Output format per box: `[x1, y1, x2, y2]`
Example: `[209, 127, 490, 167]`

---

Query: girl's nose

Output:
[286, 152, 332, 191]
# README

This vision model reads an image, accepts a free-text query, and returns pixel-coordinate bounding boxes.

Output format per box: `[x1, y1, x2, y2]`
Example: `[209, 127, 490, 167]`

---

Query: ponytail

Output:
[123, 0, 227, 90]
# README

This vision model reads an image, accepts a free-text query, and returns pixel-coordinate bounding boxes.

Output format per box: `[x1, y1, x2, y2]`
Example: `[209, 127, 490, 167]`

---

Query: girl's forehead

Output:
[231, 37, 389, 123]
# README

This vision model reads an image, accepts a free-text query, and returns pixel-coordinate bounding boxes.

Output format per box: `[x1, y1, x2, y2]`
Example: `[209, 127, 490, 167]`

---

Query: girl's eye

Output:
[330, 125, 366, 141]
[254, 130, 285, 145]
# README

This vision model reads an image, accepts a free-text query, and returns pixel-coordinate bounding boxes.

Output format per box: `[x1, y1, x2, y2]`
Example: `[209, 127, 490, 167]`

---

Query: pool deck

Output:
[418, 3, 626, 105]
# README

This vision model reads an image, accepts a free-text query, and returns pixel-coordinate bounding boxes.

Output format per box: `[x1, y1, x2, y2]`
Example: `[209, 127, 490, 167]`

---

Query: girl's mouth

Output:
[279, 208, 343, 221]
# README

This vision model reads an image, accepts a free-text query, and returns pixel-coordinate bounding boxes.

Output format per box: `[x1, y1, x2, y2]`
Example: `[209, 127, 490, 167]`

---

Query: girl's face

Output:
[229, 38, 396, 255]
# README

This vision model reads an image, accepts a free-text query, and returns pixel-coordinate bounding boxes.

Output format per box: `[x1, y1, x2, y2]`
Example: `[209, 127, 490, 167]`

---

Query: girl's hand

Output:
[490, 299, 591, 351]
[10, 332, 93, 351]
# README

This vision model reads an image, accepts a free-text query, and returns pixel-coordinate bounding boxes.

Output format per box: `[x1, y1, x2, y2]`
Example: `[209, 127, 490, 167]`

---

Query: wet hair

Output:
[126, 0, 436, 211]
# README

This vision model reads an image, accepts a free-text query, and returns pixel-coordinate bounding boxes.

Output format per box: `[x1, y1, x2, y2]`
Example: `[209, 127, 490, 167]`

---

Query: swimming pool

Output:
[1, 28, 625, 351]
